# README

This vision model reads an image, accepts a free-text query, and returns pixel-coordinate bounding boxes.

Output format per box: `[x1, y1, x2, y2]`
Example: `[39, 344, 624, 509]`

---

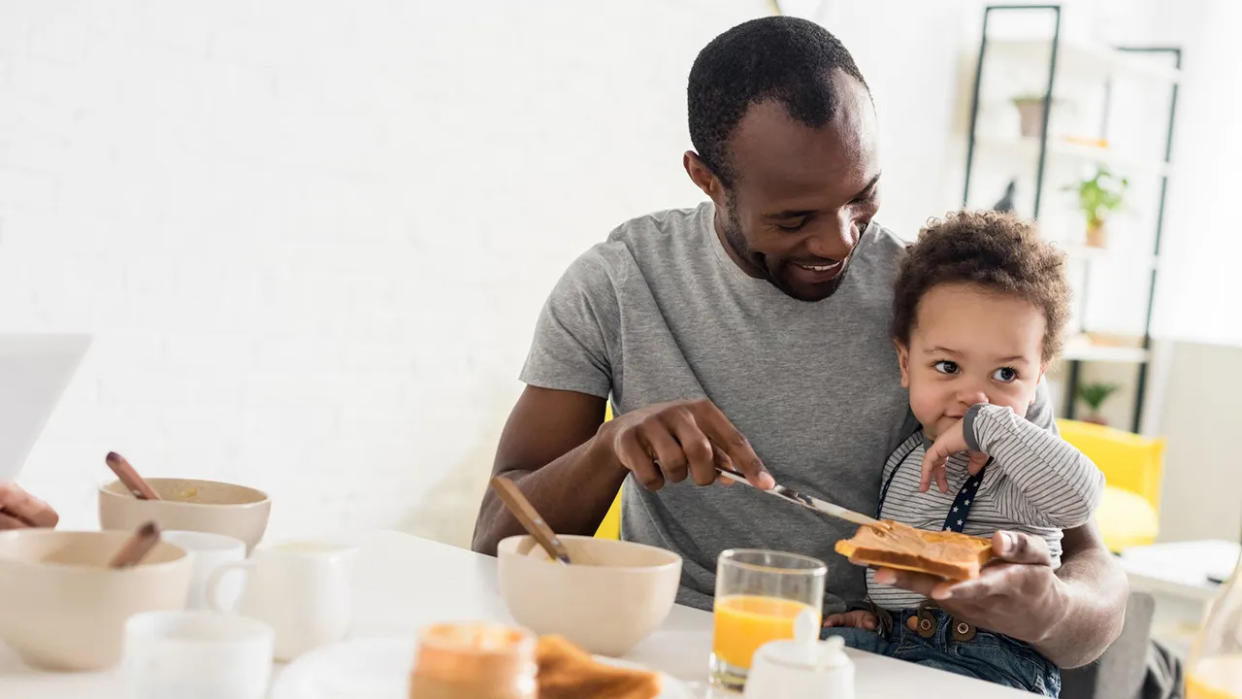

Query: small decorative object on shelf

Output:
[1186, 534, 1242, 698]
[1077, 382, 1120, 425]
[1011, 94, 1047, 138]
[1065, 165, 1129, 248]
[992, 179, 1017, 213]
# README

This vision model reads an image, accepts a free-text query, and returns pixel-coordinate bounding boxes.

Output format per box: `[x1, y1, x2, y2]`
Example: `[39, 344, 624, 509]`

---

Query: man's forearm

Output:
[470, 430, 628, 556]
[1032, 530, 1129, 668]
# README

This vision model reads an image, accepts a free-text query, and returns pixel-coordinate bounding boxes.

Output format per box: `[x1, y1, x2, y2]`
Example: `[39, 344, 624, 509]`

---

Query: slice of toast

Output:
[835, 520, 994, 580]
[536, 635, 661, 699]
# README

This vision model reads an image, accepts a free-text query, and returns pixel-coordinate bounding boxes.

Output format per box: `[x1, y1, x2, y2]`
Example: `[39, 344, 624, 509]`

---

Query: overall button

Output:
[952, 620, 977, 642]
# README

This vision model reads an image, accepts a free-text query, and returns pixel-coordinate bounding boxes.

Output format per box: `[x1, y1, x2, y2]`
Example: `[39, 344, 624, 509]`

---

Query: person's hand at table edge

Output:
[0, 482, 59, 529]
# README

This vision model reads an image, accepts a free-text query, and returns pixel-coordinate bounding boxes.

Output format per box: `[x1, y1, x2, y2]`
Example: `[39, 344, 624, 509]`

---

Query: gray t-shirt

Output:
[519, 201, 1052, 612]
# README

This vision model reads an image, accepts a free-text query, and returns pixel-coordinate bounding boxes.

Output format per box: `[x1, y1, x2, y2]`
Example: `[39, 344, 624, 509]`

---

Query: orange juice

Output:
[712, 594, 820, 669]
[1188, 655, 1242, 699]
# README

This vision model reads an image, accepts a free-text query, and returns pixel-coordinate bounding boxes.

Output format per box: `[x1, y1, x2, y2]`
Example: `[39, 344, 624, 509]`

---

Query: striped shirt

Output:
[867, 403, 1105, 611]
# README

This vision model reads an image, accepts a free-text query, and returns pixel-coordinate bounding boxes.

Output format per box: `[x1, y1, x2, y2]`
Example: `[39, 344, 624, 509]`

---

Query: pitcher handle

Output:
[206, 560, 254, 613]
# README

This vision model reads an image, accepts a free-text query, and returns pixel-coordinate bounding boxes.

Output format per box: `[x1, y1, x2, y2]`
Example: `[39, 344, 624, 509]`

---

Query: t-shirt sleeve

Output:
[519, 247, 620, 399]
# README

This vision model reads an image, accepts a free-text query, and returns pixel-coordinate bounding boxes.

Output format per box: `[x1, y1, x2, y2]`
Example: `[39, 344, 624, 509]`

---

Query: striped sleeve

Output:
[963, 404, 1104, 528]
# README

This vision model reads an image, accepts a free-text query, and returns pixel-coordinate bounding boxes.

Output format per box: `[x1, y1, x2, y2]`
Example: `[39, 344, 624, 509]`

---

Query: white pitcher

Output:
[207, 540, 356, 661]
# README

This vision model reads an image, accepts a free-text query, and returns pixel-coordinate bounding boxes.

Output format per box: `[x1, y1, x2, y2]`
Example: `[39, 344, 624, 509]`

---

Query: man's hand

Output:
[920, 419, 989, 493]
[604, 399, 774, 491]
[868, 530, 1066, 645]
[0, 483, 59, 529]
[823, 609, 878, 631]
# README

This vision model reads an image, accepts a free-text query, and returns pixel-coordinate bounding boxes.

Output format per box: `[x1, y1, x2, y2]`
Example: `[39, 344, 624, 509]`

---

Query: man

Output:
[472, 16, 1125, 668]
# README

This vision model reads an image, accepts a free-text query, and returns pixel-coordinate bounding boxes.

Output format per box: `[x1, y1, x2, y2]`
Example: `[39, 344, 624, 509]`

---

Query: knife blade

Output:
[715, 466, 886, 529]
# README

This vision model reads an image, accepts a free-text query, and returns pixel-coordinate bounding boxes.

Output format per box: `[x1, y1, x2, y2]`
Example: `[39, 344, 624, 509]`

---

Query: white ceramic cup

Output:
[162, 530, 247, 610]
[123, 610, 274, 699]
[207, 540, 357, 661]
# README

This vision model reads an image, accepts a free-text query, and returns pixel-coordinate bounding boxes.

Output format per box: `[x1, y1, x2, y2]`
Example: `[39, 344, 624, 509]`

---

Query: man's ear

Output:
[684, 151, 725, 205]
[894, 340, 911, 388]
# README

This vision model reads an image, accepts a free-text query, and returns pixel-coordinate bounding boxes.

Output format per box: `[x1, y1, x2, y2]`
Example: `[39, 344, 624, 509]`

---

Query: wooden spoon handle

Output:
[106, 452, 161, 500]
[490, 476, 572, 564]
[108, 521, 161, 568]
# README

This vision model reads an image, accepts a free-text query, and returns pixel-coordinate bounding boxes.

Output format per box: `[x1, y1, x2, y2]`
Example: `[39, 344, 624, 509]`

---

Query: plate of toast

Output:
[271, 634, 695, 699]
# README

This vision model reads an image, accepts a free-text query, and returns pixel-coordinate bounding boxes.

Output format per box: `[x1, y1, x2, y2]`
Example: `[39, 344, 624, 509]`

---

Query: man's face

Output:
[688, 72, 880, 302]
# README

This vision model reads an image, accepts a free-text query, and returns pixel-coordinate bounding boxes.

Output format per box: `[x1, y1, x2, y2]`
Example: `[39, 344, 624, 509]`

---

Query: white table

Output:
[0, 531, 1030, 697]
[1121, 539, 1239, 658]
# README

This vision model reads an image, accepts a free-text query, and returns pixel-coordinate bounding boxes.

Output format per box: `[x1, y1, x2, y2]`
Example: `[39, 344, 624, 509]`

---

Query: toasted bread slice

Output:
[836, 520, 994, 580]
[536, 635, 660, 699]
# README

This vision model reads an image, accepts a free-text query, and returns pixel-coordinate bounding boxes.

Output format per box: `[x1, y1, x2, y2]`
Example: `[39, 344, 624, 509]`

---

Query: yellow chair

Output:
[1056, 418, 1166, 552]
[594, 404, 622, 540]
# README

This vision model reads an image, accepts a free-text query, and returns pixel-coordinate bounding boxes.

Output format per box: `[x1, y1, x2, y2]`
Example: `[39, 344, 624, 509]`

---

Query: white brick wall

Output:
[0, 0, 766, 546]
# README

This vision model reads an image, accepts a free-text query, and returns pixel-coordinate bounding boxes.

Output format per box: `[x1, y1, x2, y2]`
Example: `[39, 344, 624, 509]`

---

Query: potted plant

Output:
[1064, 166, 1128, 248]
[1077, 382, 1120, 426]
[1011, 93, 1048, 139]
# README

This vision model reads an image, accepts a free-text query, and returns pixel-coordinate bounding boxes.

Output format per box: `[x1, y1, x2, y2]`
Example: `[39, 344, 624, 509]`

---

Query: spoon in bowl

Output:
[105, 451, 161, 500]
[108, 521, 162, 568]
[490, 476, 572, 565]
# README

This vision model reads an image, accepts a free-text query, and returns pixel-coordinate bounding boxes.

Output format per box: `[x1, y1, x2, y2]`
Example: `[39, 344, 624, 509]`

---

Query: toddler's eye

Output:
[933, 361, 959, 375]
[993, 367, 1018, 383]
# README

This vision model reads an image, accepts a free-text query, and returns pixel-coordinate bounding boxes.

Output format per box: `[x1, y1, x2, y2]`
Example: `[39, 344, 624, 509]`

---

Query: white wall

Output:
[0, 0, 766, 546]
[2, 1, 1236, 548]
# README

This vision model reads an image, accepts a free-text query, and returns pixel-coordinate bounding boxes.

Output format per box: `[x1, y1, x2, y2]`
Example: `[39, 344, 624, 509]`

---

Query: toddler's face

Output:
[896, 282, 1048, 440]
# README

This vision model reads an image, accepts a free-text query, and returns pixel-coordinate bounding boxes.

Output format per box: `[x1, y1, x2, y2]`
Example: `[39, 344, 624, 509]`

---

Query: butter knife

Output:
[715, 466, 886, 529]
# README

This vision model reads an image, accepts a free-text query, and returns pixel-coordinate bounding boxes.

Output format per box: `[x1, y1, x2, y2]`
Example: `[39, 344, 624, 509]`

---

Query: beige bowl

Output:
[0, 529, 191, 670]
[497, 534, 681, 656]
[99, 478, 271, 552]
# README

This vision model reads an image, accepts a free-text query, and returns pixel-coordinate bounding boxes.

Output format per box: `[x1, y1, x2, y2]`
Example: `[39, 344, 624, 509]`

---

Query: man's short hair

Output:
[687, 16, 869, 186]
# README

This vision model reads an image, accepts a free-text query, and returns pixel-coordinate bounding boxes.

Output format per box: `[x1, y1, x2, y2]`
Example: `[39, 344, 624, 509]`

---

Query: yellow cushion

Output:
[1056, 419, 1165, 511]
[1096, 485, 1159, 552]
[595, 490, 622, 540]
[594, 402, 621, 540]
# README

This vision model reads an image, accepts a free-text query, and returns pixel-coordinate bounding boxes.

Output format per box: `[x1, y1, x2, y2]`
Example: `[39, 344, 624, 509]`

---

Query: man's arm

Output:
[1034, 522, 1129, 667]
[471, 387, 773, 556]
[873, 519, 1127, 668]
[471, 386, 621, 556]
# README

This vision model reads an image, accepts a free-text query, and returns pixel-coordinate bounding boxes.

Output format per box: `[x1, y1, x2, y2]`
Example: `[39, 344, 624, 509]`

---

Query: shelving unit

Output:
[961, 4, 1180, 433]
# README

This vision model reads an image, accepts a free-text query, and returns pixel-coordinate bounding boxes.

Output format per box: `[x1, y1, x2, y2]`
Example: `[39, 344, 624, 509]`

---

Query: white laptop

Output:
[0, 334, 90, 481]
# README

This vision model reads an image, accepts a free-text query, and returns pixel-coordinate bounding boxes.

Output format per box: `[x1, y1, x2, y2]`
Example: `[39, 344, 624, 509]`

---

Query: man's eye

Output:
[933, 360, 959, 375]
[993, 367, 1018, 383]
[775, 219, 807, 232]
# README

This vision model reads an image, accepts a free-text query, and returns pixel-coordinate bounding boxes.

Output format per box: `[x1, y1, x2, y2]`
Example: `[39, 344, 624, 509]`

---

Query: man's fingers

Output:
[643, 428, 688, 484]
[665, 410, 717, 486]
[992, 530, 1053, 565]
[692, 400, 772, 489]
[616, 430, 664, 490]
[712, 447, 737, 486]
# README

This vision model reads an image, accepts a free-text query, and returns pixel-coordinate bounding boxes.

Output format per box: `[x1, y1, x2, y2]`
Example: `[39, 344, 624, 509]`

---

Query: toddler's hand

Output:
[822, 609, 877, 630]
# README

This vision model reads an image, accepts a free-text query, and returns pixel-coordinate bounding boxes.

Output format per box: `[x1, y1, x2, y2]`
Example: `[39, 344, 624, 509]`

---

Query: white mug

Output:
[123, 610, 274, 699]
[162, 530, 247, 610]
[207, 540, 357, 661]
